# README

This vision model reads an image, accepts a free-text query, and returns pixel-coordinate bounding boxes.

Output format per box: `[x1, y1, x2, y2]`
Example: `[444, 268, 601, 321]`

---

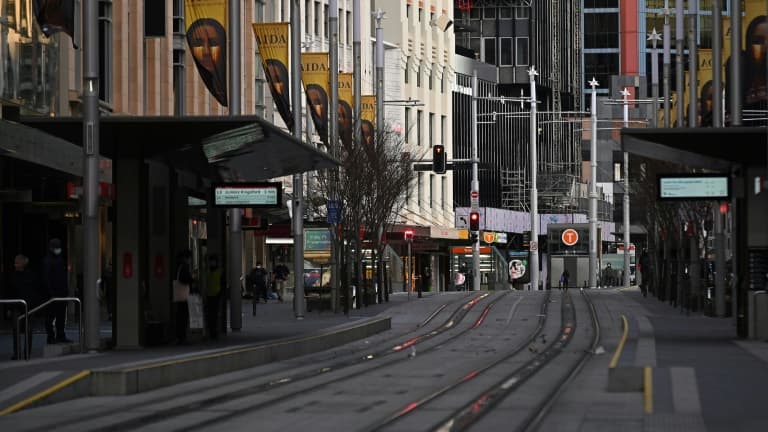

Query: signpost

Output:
[213, 183, 282, 207]
[561, 228, 579, 246]
[470, 190, 479, 209]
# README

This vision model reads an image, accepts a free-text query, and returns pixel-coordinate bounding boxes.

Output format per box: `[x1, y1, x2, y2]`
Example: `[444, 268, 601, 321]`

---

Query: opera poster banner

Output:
[253, 23, 293, 129]
[301, 52, 330, 143]
[338, 73, 354, 149]
[185, 0, 228, 107]
[361, 95, 376, 146]
[722, 1, 767, 119]
[32, 0, 75, 40]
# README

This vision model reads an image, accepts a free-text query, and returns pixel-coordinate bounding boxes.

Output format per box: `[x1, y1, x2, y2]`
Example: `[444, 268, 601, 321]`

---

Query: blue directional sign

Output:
[326, 200, 342, 224]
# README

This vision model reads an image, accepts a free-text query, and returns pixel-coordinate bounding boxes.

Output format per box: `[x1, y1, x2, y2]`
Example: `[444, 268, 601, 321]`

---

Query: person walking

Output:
[273, 261, 289, 301]
[43, 238, 71, 344]
[560, 269, 570, 291]
[173, 250, 194, 345]
[5, 254, 43, 359]
[248, 262, 269, 305]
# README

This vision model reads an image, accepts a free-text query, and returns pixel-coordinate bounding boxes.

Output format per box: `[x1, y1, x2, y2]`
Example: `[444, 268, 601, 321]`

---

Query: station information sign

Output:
[658, 174, 730, 200]
[213, 182, 282, 207]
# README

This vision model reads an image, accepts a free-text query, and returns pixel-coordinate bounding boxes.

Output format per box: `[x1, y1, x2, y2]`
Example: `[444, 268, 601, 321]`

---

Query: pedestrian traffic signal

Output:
[432, 145, 446, 174]
[470, 232, 478, 242]
[404, 229, 414, 241]
[469, 211, 479, 231]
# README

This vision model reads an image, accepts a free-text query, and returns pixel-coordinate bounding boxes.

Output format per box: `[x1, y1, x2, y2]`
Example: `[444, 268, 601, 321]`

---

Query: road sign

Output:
[561, 228, 579, 246]
[483, 232, 495, 244]
[530, 240, 538, 251]
[470, 190, 479, 208]
[326, 200, 342, 224]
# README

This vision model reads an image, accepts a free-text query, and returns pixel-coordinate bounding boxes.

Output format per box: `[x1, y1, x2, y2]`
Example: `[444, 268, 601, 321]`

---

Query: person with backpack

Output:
[248, 262, 269, 304]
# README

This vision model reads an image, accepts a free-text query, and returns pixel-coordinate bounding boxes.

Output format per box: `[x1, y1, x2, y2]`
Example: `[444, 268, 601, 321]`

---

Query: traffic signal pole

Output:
[471, 72, 480, 291]
[529, 67, 539, 291]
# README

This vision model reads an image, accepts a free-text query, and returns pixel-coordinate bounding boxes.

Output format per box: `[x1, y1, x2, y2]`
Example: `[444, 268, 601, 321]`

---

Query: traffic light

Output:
[432, 145, 446, 174]
[470, 232, 478, 242]
[469, 211, 479, 231]
[404, 229, 414, 241]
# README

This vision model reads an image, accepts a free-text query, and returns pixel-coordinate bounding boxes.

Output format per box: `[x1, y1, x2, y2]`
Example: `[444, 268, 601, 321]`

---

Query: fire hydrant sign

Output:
[561, 228, 579, 246]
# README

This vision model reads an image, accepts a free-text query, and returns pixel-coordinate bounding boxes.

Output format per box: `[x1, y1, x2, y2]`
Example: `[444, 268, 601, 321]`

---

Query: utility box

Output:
[748, 291, 768, 340]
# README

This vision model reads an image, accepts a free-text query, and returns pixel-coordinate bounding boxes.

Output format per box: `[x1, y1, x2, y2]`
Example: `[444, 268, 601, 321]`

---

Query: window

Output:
[442, 177, 447, 210]
[429, 174, 434, 208]
[484, 7, 496, 19]
[419, 7, 423, 23]
[429, 67, 433, 90]
[584, 13, 619, 49]
[441, 70, 445, 93]
[483, 38, 496, 65]
[614, 162, 622, 182]
[405, 107, 411, 143]
[305, 0, 311, 34]
[515, 7, 530, 19]
[346, 11, 352, 44]
[407, 4, 411, 20]
[99, 0, 113, 104]
[470, 7, 481, 20]
[500, 7, 513, 19]
[417, 63, 421, 87]
[405, 56, 410, 83]
[429, 113, 434, 146]
[516, 37, 529, 66]
[314, 2, 320, 36]
[418, 174, 423, 208]
[441, 115, 446, 144]
[417, 110, 423, 146]
[324, 5, 328, 37]
[500, 38, 513, 66]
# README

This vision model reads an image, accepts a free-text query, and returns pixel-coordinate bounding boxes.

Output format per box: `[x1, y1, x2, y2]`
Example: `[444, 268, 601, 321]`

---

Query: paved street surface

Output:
[0, 288, 767, 431]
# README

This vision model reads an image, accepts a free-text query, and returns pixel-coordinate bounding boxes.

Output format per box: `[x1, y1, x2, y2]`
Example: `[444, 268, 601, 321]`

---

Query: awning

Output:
[621, 127, 767, 171]
[19, 115, 338, 181]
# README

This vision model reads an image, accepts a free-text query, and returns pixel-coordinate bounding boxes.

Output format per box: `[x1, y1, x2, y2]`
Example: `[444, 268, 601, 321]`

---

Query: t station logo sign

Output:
[561, 228, 579, 246]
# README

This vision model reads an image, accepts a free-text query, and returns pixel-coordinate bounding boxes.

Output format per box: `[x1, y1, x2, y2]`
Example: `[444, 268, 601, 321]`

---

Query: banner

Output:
[301, 52, 330, 143]
[361, 95, 376, 146]
[722, 1, 767, 118]
[338, 73, 354, 149]
[33, 0, 75, 40]
[253, 23, 293, 129]
[185, 0, 228, 107]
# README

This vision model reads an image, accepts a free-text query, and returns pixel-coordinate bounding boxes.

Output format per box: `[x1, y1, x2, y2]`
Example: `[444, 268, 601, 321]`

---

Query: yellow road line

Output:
[609, 315, 629, 368]
[644, 366, 654, 414]
[0, 370, 91, 417]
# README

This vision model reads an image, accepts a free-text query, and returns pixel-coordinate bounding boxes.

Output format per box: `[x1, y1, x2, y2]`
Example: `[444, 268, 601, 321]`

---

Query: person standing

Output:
[43, 238, 71, 344]
[205, 254, 224, 340]
[560, 269, 570, 291]
[248, 262, 269, 304]
[173, 250, 194, 345]
[5, 254, 43, 359]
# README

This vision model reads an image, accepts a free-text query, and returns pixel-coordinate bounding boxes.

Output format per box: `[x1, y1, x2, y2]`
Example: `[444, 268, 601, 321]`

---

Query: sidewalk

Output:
[0, 292, 435, 413]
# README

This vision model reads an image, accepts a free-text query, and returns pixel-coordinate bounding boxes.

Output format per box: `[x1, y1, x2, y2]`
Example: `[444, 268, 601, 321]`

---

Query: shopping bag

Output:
[187, 294, 205, 329]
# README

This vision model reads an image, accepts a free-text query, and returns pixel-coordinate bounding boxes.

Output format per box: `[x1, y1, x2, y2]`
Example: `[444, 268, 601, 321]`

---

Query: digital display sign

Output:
[658, 174, 730, 200]
[212, 183, 282, 207]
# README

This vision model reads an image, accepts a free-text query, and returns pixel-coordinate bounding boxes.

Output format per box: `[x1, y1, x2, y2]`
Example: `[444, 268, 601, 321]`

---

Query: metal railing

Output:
[0, 299, 28, 360]
[17, 297, 83, 360]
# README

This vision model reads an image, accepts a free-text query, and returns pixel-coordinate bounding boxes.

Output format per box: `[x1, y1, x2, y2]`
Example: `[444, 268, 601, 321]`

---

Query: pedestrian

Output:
[560, 269, 570, 291]
[205, 254, 224, 340]
[640, 249, 651, 297]
[248, 262, 269, 304]
[273, 261, 289, 301]
[173, 249, 194, 345]
[4, 254, 43, 359]
[43, 238, 72, 344]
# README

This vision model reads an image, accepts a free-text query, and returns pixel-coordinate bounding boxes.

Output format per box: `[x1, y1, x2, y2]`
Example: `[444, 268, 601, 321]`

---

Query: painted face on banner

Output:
[189, 22, 224, 73]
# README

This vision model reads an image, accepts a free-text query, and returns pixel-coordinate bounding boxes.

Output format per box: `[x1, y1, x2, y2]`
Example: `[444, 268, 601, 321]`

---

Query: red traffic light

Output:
[404, 229, 414, 241]
[469, 211, 480, 231]
[719, 202, 730, 214]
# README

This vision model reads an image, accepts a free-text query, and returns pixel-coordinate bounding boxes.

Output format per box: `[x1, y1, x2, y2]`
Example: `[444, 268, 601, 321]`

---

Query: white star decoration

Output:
[527, 66, 538, 77]
[588, 77, 599, 88]
[620, 88, 631, 98]
[648, 28, 662, 42]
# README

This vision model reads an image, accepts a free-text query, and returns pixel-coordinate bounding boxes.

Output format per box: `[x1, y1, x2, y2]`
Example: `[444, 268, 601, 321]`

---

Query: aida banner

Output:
[361, 95, 376, 146]
[301, 52, 330, 143]
[253, 23, 292, 130]
[338, 73, 354, 149]
[185, 0, 228, 107]
[33, 0, 75, 40]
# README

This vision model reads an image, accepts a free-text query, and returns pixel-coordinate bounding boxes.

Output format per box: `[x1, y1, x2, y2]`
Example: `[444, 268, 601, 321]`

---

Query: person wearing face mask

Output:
[43, 238, 71, 344]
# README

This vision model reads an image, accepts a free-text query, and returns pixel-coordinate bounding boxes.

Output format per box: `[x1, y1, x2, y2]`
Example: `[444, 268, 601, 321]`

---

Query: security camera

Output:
[431, 14, 453, 32]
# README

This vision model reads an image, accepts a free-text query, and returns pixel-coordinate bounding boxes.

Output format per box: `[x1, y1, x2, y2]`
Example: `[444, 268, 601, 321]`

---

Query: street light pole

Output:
[329, 0, 339, 313]
[675, 0, 684, 127]
[649, 29, 661, 128]
[471, 71, 480, 291]
[529, 67, 539, 291]
[291, 0, 305, 319]
[663, 3, 671, 127]
[621, 88, 631, 289]
[589, 78, 599, 290]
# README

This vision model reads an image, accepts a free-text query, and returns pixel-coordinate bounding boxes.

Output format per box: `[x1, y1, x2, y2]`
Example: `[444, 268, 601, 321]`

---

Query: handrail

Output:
[18, 297, 83, 359]
[0, 299, 28, 360]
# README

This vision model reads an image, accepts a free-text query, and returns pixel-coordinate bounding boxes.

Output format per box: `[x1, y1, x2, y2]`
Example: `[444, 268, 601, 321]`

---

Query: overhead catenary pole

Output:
[529, 67, 539, 291]
[729, 0, 742, 125]
[353, 0, 361, 145]
[712, 0, 723, 127]
[292, 0, 305, 319]
[687, 0, 698, 127]
[589, 78, 599, 290]
[663, 2, 671, 127]
[375, 10, 384, 143]
[621, 88, 631, 289]
[471, 71, 480, 292]
[227, 0, 243, 332]
[329, 0, 339, 313]
[649, 29, 661, 128]
[675, 0, 684, 127]
[82, 0, 100, 351]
